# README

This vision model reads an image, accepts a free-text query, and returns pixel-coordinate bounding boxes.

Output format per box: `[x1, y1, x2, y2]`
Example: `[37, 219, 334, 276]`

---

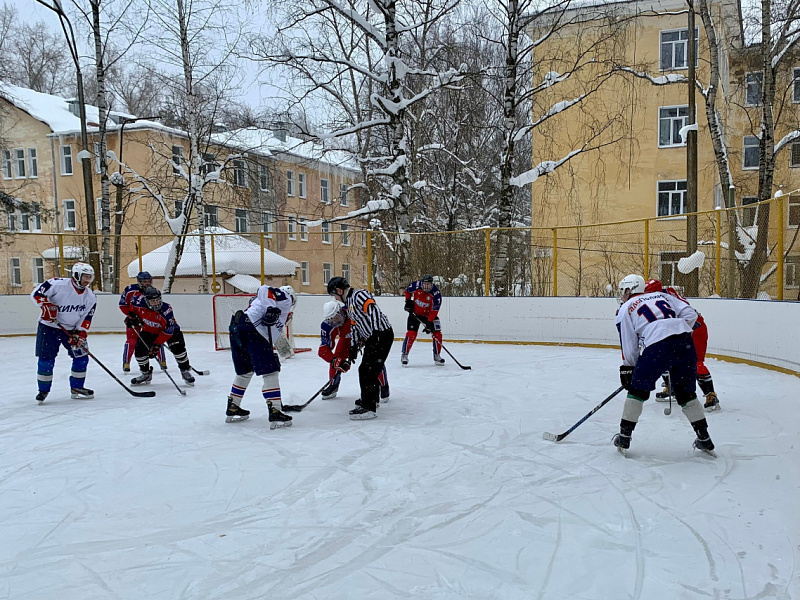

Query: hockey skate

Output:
[268, 401, 292, 429]
[180, 369, 196, 386]
[225, 397, 250, 423]
[380, 384, 390, 402]
[433, 353, 445, 366]
[703, 392, 720, 412]
[36, 391, 48, 405]
[349, 405, 377, 420]
[693, 435, 717, 457]
[401, 353, 408, 366]
[321, 382, 339, 400]
[613, 433, 631, 454]
[131, 367, 153, 386]
[70, 387, 94, 399]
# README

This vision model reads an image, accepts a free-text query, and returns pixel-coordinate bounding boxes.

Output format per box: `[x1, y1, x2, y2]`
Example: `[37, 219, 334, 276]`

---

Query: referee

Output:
[327, 276, 393, 420]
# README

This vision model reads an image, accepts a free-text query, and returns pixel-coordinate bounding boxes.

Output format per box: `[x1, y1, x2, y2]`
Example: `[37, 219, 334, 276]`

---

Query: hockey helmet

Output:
[326, 276, 350, 296]
[644, 279, 663, 293]
[420, 274, 434, 292]
[618, 274, 645, 304]
[71, 262, 95, 290]
[136, 271, 153, 287]
[323, 300, 345, 326]
[280, 285, 297, 308]
[144, 286, 163, 310]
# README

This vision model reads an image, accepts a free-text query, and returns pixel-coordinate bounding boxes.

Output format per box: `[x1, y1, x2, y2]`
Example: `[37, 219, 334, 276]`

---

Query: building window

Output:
[299, 216, 308, 241]
[19, 203, 41, 232]
[659, 28, 698, 71]
[286, 170, 294, 196]
[301, 261, 309, 285]
[233, 159, 247, 187]
[93, 142, 101, 174]
[32, 257, 45, 285]
[788, 194, 800, 227]
[341, 223, 350, 246]
[657, 180, 687, 217]
[794, 68, 800, 103]
[9, 257, 21, 287]
[262, 211, 273, 236]
[322, 262, 332, 284]
[786, 256, 800, 287]
[287, 215, 296, 240]
[340, 183, 348, 207]
[320, 178, 329, 203]
[13, 148, 25, 178]
[791, 143, 800, 168]
[298, 172, 306, 198]
[204, 204, 219, 228]
[96, 197, 104, 231]
[235, 208, 248, 233]
[363, 264, 368, 285]
[259, 164, 270, 191]
[658, 251, 687, 288]
[362, 230, 367, 247]
[28, 148, 37, 178]
[321, 221, 331, 244]
[741, 196, 759, 227]
[6, 209, 15, 232]
[658, 106, 690, 147]
[743, 136, 760, 169]
[746, 72, 762, 106]
[174, 200, 182, 218]
[172, 145, 183, 175]
[201, 153, 219, 177]
[1, 150, 11, 179]
[60, 145, 73, 175]
[342, 263, 350, 281]
[63, 199, 77, 230]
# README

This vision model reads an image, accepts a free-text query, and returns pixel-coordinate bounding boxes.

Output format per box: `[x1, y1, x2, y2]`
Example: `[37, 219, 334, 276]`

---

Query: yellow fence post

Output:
[552, 228, 558, 297]
[715, 209, 721, 296]
[644, 219, 650, 279]
[485, 228, 491, 297]
[260, 232, 266, 285]
[366, 230, 373, 293]
[776, 194, 784, 301]
[58, 233, 66, 276]
[137, 235, 143, 273]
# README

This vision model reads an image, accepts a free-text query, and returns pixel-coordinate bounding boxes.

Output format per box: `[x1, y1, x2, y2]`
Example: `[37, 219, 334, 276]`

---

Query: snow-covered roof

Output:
[224, 273, 262, 293]
[126, 227, 299, 278]
[41, 246, 87, 260]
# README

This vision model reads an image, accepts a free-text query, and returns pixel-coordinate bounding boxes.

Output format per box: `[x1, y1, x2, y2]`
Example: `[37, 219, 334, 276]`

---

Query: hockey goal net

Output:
[212, 293, 312, 353]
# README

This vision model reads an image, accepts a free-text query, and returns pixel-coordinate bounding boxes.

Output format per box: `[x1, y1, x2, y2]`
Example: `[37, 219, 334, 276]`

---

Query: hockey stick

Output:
[132, 327, 186, 397]
[283, 370, 346, 413]
[542, 385, 625, 442]
[56, 325, 156, 398]
[413, 315, 471, 370]
[192, 367, 211, 376]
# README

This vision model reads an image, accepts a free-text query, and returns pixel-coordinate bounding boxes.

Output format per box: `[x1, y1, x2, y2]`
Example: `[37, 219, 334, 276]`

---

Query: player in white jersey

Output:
[224, 285, 294, 427]
[613, 274, 715, 455]
[30, 263, 97, 404]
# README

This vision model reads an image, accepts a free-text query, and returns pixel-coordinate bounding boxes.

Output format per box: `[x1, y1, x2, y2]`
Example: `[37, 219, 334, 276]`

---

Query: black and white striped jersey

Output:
[345, 288, 392, 345]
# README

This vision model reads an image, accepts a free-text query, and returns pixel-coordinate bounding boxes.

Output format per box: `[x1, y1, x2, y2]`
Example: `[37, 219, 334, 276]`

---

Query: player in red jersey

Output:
[119, 271, 164, 372]
[401, 274, 444, 366]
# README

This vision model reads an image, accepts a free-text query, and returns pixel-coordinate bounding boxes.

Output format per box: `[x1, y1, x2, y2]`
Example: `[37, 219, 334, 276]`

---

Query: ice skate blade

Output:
[270, 420, 292, 429]
[225, 415, 249, 423]
[695, 448, 717, 458]
[350, 411, 377, 420]
[37, 400, 44, 405]
[704, 405, 721, 412]
[71, 392, 95, 400]
[321, 392, 337, 400]
[434, 362, 445, 366]
[617, 447, 628, 456]
[655, 396, 671, 403]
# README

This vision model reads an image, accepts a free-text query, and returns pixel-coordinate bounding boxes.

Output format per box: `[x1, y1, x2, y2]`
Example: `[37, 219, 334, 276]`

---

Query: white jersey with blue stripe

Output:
[245, 285, 293, 342]
[30, 277, 97, 332]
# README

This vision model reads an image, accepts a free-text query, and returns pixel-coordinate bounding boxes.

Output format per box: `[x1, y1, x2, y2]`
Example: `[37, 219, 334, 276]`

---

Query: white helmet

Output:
[618, 274, 645, 304]
[280, 285, 297, 308]
[323, 300, 345, 325]
[71, 262, 95, 290]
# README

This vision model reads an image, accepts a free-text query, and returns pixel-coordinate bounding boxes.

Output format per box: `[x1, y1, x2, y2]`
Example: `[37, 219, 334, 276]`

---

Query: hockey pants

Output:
[35, 322, 89, 392]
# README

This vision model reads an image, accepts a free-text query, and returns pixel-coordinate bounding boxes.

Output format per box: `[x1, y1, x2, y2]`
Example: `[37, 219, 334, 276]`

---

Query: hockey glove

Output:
[148, 344, 162, 359]
[263, 306, 281, 326]
[69, 330, 88, 350]
[422, 319, 434, 334]
[332, 358, 351, 373]
[619, 365, 634, 391]
[124, 313, 141, 328]
[404, 299, 415, 313]
[348, 344, 361, 363]
[40, 301, 58, 322]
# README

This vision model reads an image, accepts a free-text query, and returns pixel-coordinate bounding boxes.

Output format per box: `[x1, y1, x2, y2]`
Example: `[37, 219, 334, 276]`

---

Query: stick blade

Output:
[283, 404, 303, 412]
[131, 390, 156, 398]
[542, 432, 560, 442]
[193, 369, 211, 376]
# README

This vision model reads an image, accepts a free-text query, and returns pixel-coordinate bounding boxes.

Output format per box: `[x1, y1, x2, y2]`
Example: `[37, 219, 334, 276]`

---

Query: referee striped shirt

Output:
[345, 288, 392, 345]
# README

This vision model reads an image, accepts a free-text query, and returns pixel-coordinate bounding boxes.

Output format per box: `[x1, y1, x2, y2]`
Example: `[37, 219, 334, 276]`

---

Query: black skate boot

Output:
[433, 353, 445, 366]
[180, 369, 195, 386]
[693, 435, 716, 456]
[36, 391, 48, 405]
[131, 367, 153, 386]
[225, 396, 250, 423]
[268, 401, 292, 429]
[321, 382, 339, 400]
[380, 384, 390, 402]
[401, 353, 408, 366]
[349, 403, 377, 420]
[70, 387, 95, 399]
[703, 392, 720, 412]
[613, 433, 631, 453]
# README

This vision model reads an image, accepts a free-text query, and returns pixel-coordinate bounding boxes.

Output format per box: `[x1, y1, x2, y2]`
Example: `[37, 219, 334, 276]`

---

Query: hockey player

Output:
[614, 274, 715, 455]
[644, 279, 720, 411]
[274, 285, 297, 360]
[127, 287, 196, 386]
[119, 271, 164, 372]
[30, 262, 97, 403]
[225, 284, 293, 428]
[327, 276, 394, 420]
[402, 274, 444, 366]
[318, 300, 389, 401]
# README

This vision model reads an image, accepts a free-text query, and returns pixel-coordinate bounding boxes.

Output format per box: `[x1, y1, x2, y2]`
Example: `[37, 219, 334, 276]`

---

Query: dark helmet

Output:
[143, 286, 163, 310]
[421, 274, 434, 291]
[421, 274, 434, 283]
[137, 271, 153, 285]
[326, 276, 350, 295]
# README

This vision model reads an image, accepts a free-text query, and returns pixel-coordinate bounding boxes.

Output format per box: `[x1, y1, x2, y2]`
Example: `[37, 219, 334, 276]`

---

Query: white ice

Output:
[1, 334, 798, 600]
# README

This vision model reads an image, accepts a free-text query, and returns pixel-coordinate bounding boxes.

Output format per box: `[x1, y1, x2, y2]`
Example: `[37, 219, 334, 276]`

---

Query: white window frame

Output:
[204, 204, 219, 228]
[745, 72, 763, 107]
[788, 194, 800, 227]
[786, 256, 800, 288]
[322, 262, 332, 284]
[172, 145, 183, 176]
[362, 264, 368, 285]
[321, 221, 331, 244]
[21, 203, 41, 232]
[658, 251, 685, 287]
[286, 170, 295, 196]
[259, 164, 269, 191]
[794, 67, 800, 103]
[362, 230, 367, 247]
[60, 145, 73, 175]
[93, 142, 101, 174]
[658, 105, 690, 148]
[301, 261, 310, 285]
[13, 148, 25, 178]
[32, 257, 45, 285]
[659, 28, 698, 71]
[298, 172, 306, 198]
[342, 263, 350, 282]
[741, 196, 759, 227]
[6, 209, 16, 232]
[1, 150, 11, 179]
[340, 183, 348, 206]
[235, 208, 249, 233]
[320, 178, 330, 204]
[9, 257, 21, 287]
[790, 143, 800, 168]
[174, 200, 183, 218]
[743, 136, 760, 170]
[341, 223, 350, 246]
[28, 148, 38, 178]
[657, 180, 688, 218]
[287, 214, 296, 240]
[299, 216, 308, 241]
[262, 210, 273, 236]
[96, 197, 104, 231]
[63, 199, 77, 231]
[233, 159, 247, 187]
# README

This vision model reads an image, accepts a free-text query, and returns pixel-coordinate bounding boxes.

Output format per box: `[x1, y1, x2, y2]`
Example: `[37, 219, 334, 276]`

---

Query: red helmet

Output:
[644, 279, 663, 293]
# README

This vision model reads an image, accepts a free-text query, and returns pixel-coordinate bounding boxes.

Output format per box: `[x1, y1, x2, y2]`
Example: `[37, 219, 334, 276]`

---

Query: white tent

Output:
[126, 227, 298, 278]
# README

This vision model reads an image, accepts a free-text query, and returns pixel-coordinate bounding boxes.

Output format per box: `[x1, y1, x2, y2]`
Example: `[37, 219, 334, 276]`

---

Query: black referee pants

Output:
[359, 328, 394, 411]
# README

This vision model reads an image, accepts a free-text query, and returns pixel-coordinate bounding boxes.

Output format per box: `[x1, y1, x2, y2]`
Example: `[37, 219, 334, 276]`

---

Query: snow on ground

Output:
[0, 334, 797, 600]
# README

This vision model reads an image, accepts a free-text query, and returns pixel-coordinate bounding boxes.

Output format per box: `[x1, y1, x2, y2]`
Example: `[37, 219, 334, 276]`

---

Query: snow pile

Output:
[678, 250, 705, 274]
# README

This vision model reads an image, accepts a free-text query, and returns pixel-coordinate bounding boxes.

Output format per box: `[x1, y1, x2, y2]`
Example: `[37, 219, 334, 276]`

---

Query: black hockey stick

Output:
[57, 325, 155, 398]
[413, 315, 471, 370]
[192, 367, 211, 376]
[132, 327, 186, 397]
[284, 373, 342, 412]
[542, 385, 625, 442]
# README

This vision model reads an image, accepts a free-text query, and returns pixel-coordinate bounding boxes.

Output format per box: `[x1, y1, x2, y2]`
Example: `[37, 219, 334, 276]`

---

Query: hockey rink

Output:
[0, 333, 797, 600]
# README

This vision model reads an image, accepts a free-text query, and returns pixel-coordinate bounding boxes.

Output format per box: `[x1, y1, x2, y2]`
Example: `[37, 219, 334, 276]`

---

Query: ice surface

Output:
[1, 334, 798, 600]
